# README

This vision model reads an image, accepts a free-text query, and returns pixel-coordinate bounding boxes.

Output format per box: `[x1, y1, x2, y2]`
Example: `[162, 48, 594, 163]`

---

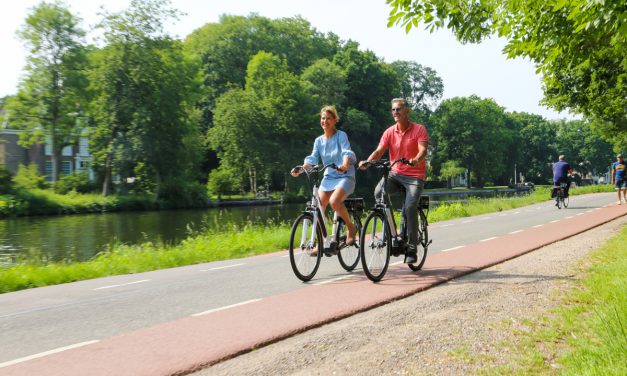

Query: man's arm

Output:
[409, 141, 428, 166]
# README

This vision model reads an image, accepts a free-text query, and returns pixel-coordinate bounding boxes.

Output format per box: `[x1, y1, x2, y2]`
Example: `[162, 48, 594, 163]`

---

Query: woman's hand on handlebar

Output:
[290, 166, 303, 177]
[336, 163, 350, 174]
[291, 163, 311, 177]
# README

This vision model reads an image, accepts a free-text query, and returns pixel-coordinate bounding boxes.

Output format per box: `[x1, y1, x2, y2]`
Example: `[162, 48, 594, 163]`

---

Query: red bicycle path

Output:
[2, 203, 625, 376]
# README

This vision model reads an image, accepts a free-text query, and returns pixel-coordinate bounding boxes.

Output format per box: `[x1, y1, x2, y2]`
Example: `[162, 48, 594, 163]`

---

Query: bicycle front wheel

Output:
[337, 215, 362, 271]
[409, 210, 428, 271]
[289, 213, 322, 281]
[360, 211, 390, 282]
[557, 196, 563, 209]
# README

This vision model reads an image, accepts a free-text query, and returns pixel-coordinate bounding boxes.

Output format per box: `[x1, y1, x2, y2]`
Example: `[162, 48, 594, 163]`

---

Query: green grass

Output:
[0, 188, 159, 217]
[491, 225, 627, 375]
[427, 184, 613, 222]
[0, 184, 615, 294]
[0, 223, 291, 293]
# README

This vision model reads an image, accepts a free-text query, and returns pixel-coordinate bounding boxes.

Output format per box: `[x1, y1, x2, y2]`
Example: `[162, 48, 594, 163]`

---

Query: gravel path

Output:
[195, 216, 627, 376]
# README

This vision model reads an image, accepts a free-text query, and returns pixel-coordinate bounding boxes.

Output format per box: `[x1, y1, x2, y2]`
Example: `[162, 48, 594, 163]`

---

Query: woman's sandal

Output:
[345, 223, 357, 246]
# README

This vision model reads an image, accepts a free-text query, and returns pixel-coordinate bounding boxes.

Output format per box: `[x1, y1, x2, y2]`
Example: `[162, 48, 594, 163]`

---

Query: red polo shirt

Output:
[378, 122, 429, 179]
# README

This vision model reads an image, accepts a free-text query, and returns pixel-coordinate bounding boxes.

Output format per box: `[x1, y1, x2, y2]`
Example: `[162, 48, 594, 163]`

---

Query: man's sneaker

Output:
[404, 251, 418, 264]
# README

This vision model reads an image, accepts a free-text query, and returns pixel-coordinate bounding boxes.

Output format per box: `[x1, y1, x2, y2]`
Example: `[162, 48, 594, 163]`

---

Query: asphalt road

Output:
[0, 192, 618, 367]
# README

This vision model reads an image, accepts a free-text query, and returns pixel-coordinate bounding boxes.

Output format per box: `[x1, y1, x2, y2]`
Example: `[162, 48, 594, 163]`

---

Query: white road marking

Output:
[313, 275, 352, 286]
[508, 230, 523, 234]
[480, 237, 498, 242]
[532, 224, 543, 228]
[565, 216, 574, 219]
[191, 299, 262, 317]
[441, 246, 464, 252]
[576, 213, 584, 216]
[0, 340, 99, 368]
[94, 279, 150, 291]
[514, 211, 521, 214]
[199, 263, 245, 272]
[550, 220, 560, 223]
[439, 224, 453, 228]
[462, 220, 474, 223]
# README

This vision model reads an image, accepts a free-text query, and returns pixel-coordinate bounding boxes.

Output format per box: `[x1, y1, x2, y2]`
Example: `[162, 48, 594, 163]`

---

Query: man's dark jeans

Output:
[374, 172, 425, 251]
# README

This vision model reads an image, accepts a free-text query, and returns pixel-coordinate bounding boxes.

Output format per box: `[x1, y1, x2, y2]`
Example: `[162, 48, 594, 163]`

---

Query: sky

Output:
[0, 0, 577, 120]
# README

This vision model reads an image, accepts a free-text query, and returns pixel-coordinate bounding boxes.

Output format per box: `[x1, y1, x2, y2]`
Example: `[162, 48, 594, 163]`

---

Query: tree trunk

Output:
[50, 131, 60, 182]
[102, 156, 112, 196]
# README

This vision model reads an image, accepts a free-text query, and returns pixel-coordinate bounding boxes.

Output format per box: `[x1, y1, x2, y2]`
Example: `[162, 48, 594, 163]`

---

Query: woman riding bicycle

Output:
[291, 105, 358, 246]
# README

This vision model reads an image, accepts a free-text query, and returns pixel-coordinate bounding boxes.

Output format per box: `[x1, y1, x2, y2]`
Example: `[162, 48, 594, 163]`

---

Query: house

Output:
[0, 128, 94, 181]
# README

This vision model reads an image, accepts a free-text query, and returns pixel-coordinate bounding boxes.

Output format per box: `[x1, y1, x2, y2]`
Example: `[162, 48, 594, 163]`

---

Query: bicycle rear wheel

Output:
[563, 195, 569, 208]
[557, 196, 563, 209]
[409, 210, 428, 271]
[337, 215, 362, 271]
[289, 213, 322, 281]
[360, 211, 390, 282]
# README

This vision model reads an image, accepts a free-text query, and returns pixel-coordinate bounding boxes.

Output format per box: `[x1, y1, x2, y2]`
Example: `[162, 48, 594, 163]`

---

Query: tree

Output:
[184, 14, 338, 130]
[89, 0, 200, 198]
[208, 52, 316, 194]
[439, 160, 466, 188]
[389, 60, 443, 117]
[7, 1, 88, 182]
[507, 112, 558, 184]
[387, 0, 627, 138]
[301, 58, 347, 110]
[555, 120, 615, 178]
[430, 95, 510, 187]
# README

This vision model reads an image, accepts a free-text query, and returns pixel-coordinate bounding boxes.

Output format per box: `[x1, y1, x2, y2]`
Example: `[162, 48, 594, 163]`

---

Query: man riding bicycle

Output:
[358, 98, 429, 264]
[552, 155, 573, 206]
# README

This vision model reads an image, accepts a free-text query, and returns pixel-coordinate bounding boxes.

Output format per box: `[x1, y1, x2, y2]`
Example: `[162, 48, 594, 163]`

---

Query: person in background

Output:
[611, 153, 627, 204]
[358, 98, 429, 264]
[552, 155, 573, 205]
[291, 105, 357, 247]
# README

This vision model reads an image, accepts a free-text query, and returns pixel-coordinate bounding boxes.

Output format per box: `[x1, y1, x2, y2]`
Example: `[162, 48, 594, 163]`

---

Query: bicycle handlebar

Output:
[359, 158, 411, 170]
[290, 163, 338, 176]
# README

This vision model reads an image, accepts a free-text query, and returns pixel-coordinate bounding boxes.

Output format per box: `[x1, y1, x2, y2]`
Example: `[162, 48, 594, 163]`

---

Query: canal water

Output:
[0, 190, 525, 264]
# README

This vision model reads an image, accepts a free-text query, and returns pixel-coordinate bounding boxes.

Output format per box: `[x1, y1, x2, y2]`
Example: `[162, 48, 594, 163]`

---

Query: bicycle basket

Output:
[344, 197, 365, 213]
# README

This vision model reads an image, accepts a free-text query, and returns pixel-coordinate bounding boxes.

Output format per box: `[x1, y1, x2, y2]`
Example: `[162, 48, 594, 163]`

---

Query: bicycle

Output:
[359, 159, 431, 282]
[289, 163, 364, 282]
[552, 182, 569, 209]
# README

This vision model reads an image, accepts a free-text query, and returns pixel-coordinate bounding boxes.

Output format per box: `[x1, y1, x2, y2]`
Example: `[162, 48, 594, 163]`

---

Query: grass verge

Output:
[493, 224, 627, 375]
[0, 184, 615, 294]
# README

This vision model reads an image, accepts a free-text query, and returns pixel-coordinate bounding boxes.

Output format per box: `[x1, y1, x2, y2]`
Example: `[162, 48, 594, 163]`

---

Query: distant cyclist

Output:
[552, 155, 573, 205]
[611, 153, 627, 205]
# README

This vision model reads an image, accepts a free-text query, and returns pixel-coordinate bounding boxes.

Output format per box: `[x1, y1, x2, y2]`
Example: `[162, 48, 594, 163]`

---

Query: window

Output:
[45, 161, 52, 181]
[79, 137, 89, 156]
[62, 161, 72, 175]
[44, 160, 73, 179]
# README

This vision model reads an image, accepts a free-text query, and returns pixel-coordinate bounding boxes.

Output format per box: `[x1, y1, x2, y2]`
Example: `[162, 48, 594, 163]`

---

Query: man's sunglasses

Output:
[391, 107, 404, 113]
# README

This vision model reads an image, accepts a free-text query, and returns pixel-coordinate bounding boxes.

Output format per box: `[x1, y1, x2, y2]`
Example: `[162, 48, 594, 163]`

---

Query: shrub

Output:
[0, 164, 14, 194]
[12, 164, 47, 190]
[207, 167, 241, 198]
[52, 171, 96, 194]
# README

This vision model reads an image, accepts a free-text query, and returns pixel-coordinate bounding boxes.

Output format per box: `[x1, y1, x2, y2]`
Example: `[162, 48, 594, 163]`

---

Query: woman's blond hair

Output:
[320, 105, 340, 121]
